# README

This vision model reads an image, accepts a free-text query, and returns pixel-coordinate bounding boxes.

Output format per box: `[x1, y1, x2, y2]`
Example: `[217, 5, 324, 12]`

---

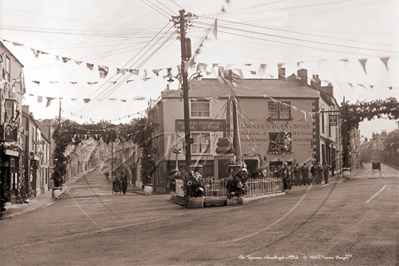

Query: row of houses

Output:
[1, 41, 54, 206]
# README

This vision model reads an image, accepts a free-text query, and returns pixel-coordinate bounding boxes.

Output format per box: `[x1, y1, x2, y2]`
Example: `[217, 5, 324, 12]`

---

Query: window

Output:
[191, 99, 210, 118]
[5, 56, 10, 82]
[268, 102, 291, 120]
[192, 133, 210, 154]
[269, 132, 292, 153]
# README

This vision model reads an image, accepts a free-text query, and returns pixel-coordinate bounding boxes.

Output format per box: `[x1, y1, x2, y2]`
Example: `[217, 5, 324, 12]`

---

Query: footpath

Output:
[0, 168, 148, 220]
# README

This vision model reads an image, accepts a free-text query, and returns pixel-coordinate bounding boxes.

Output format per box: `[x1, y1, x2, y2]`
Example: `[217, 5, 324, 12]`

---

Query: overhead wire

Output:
[139, 0, 171, 19]
[66, 24, 176, 117]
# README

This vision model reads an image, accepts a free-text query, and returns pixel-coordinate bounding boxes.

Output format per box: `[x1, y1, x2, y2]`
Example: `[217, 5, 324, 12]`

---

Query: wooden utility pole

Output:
[174, 9, 192, 171]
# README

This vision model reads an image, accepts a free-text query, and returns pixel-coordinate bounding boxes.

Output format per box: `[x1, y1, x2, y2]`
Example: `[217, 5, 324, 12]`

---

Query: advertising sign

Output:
[329, 115, 338, 126]
[175, 119, 226, 131]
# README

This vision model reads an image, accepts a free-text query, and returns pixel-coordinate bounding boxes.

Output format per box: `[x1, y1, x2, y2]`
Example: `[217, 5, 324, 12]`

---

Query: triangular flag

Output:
[12, 42, 23, 46]
[83, 98, 91, 103]
[126, 80, 135, 83]
[62, 57, 71, 63]
[250, 70, 256, 75]
[32, 81, 40, 84]
[379, 57, 390, 72]
[86, 63, 94, 71]
[358, 58, 368, 74]
[358, 84, 368, 90]
[46, 97, 52, 108]
[70, 82, 78, 85]
[98, 65, 109, 78]
[31, 49, 40, 57]
[88, 82, 98, 85]
[74, 60, 83, 65]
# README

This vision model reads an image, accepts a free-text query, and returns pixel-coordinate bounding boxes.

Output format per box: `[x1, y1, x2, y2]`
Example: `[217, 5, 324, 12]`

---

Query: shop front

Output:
[1, 149, 20, 204]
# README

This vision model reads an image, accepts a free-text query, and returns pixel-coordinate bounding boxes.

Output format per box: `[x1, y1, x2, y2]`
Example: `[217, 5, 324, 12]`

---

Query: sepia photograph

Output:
[0, 0, 398, 265]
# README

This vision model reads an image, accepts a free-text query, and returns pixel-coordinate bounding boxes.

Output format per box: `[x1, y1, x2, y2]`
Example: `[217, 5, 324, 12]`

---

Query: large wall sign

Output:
[175, 119, 226, 131]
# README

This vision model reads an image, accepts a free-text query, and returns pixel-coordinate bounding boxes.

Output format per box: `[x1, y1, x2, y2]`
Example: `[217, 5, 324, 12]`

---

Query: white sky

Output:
[1, 0, 398, 138]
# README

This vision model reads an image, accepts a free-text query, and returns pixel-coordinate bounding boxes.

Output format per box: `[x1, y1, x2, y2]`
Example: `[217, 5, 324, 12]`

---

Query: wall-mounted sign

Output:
[4, 149, 19, 157]
[33, 140, 45, 145]
[329, 115, 338, 126]
[175, 119, 226, 131]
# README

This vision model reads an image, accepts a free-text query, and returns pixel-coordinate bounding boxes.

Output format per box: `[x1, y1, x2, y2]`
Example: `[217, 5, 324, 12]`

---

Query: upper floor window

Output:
[191, 99, 210, 118]
[5, 56, 10, 82]
[268, 101, 291, 120]
[192, 133, 210, 154]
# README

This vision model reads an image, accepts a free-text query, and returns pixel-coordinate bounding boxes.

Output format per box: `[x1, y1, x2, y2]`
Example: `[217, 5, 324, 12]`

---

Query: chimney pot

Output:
[278, 67, 285, 79]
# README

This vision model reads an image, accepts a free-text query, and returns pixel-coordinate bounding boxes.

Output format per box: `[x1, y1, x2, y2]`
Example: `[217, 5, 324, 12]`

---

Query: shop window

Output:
[192, 133, 210, 154]
[268, 132, 292, 154]
[191, 99, 210, 118]
[268, 101, 291, 120]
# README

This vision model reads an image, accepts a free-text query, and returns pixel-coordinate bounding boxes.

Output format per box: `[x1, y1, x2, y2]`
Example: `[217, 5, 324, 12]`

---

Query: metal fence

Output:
[202, 177, 284, 199]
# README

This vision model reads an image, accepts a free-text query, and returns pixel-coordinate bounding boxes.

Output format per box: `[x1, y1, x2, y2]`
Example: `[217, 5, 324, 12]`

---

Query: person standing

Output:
[316, 162, 323, 184]
[323, 163, 331, 184]
[310, 163, 316, 185]
[301, 163, 309, 185]
[293, 163, 301, 186]
[121, 172, 128, 194]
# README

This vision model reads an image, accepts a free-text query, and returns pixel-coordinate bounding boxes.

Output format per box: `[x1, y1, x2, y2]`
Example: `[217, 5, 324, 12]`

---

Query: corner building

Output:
[148, 69, 341, 194]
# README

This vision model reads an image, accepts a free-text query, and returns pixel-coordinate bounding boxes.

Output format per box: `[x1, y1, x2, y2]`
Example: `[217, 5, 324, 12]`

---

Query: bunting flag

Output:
[358, 84, 368, 90]
[152, 69, 162, 76]
[71, 82, 78, 85]
[45, 97, 52, 108]
[143, 70, 151, 81]
[358, 58, 368, 74]
[250, 70, 256, 75]
[86, 63, 94, 71]
[98, 65, 109, 78]
[49, 81, 58, 84]
[126, 79, 135, 83]
[83, 98, 91, 103]
[32, 81, 40, 85]
[87, 82, 98, 85]
[130, 69, 139, 75]
[121, 99, 127, 102]
[31, 49, 40, 57]
[212, 19, 218, 40]
[116, 68, 124, 75]
[380, 56, 390, 72]
[74, 60, 83, 65]
[62, 57, 71, 63]
[37, 96, 43, 103]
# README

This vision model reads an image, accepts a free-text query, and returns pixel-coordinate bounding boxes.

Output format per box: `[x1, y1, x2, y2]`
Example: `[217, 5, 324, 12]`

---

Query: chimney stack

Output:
[297, 69, 308, 85]
[278, 67, 285, 79]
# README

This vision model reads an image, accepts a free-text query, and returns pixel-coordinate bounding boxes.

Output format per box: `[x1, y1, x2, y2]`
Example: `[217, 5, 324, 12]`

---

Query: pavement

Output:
[0, 167, 149, 220]
[0, 166, 360, 220]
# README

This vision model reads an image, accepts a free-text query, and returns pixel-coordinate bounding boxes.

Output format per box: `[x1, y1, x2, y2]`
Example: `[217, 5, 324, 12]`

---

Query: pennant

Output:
[86, 63, 94, 71]
[370, 85, 374, 90]
[46, 97, 52, 108]
[83, 98, 91, 103]
[348, 83, 353, 89]
[389, 86, 392, 90]
[121, 99, 127, 102]
[32, 81, 40, 85]
[152, 69, 161, 76]
[212, 19, 217, 40]
[116, 68, 123, 74]
[62, 57, 71, 63]
[250, 70, 256, 75]
[358, 58, 368, 74]
[358, 84, 368, 90]
[74, 60, 83, 65]
[109, 98, 116, 101]
[87, 82, 98, 85]
[37, 96, 43, 103]
[129, 69, 139, 75]
[31, 49, 40, 57]
[29, 94, 34, 96]
[126, 80, 135, 83]
[12, 42, 23, 46]
[40, 51, 49, 55]
[379, 57, 390, 72]
[109, 81, 117, 84]
[70, 82, 78, 85]
[98, 65, 109, 78]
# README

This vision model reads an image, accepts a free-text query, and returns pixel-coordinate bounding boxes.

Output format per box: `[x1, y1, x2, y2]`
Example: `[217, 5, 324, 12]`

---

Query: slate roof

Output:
[162, 77, 321, 99]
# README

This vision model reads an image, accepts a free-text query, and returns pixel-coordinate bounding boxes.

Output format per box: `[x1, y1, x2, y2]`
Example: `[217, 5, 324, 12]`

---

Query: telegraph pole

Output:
[173, 10, 193, 171]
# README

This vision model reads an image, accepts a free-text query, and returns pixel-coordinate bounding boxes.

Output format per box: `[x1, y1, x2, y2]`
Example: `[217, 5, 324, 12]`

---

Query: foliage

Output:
[341, 97, 398, 167]
[225, 167, 249, 198]
[182, 172, 205, 200]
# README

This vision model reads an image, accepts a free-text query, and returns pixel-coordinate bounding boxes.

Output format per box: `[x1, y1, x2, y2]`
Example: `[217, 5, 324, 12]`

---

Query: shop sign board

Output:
[4, 149, 19, 157]
[175, 119, 226, 131]
[329, 115, 338, 126]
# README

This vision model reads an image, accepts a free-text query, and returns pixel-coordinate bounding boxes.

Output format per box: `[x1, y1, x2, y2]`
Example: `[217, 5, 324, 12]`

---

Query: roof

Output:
[0, 41, 24, 67]
[162, 77, 321, 99]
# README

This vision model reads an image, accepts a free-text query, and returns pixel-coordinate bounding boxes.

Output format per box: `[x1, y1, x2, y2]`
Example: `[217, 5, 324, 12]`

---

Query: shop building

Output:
[147, 69, 341, 194]
[0, 41, 25, 205]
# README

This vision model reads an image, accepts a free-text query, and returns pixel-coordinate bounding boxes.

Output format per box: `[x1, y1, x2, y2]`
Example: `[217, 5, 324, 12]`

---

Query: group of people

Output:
[113, 172, 128, 194]
[271, 161, 332, 192]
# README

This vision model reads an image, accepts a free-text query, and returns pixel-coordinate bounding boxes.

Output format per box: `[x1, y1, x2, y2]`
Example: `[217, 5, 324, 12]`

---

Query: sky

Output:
[1, 0, 398, 139]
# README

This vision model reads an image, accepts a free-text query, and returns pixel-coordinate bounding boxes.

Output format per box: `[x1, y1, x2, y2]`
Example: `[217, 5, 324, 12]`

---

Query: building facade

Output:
[1, 41, 25, 205]
[148, 69, 341, 194]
